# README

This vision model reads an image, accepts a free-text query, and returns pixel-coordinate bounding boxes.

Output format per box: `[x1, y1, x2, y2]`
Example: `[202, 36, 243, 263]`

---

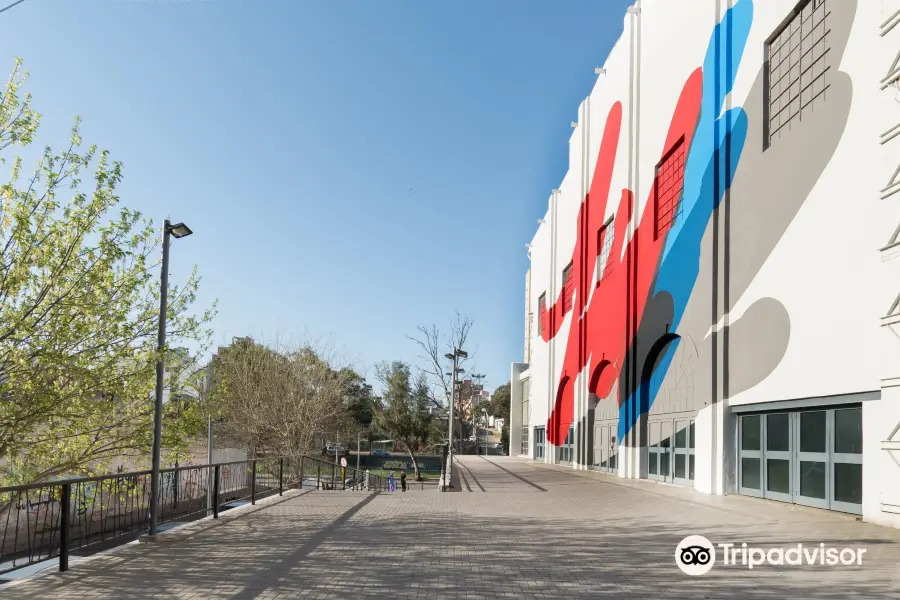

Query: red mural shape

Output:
[540, 68, 704, 445]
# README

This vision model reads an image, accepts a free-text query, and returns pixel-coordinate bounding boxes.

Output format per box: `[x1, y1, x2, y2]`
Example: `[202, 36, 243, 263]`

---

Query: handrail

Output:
[0, 454, 387, 578]
[0, 457, 296, 494]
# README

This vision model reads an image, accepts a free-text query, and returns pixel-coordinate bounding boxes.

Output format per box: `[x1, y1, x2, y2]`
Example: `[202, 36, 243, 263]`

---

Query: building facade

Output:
[510, 0, 900, 527]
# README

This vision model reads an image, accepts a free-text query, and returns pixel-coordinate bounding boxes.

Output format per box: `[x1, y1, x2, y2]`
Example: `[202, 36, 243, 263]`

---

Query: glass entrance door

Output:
[831, 408, 862, 513]
[739, 415, 763, 497]
[673, 420, 695, 485]
[648, 421, 673, 482]
[737, 407, 862, 515]
[795, 410, 828, 509]
[557, 426, 575, 464]
[533, 427, 545, 460]
[649, 419, 693, 484]
[594, 424, 618, 473]
[764, 413, 793, 503]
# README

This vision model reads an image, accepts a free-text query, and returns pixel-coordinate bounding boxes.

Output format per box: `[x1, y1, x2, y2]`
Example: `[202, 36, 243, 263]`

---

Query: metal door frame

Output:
[831, 407, 862, 514]
[737, 407, 863, 515]
[647, 421, 661, 479]
[533, 427, 545, 460]
[793, 410, 830, 510]
[672, 418, 694, 486]
[647, 420, 674, 482]
[596, 424, 609, 471]
[595, 423, 619, 473]
[763, 412, 793, 504]
[738, 414, 764, 497]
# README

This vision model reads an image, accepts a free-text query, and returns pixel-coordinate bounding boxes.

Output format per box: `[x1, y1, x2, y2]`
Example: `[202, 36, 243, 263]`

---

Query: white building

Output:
[511, 0, 900, 527]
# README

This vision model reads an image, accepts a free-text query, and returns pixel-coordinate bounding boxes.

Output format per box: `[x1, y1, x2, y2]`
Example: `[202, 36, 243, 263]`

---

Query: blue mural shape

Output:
[618, 0, 754, 442]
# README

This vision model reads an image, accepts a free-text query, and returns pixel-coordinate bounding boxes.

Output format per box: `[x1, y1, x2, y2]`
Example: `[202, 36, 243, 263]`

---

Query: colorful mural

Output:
[538, 0, 754, 446]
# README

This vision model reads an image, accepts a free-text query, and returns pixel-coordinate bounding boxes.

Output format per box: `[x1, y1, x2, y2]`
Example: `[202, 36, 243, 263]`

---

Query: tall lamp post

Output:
[442, 348, 467, 490]
[149, 219, 193, 538]
[470, 373, 485, 455]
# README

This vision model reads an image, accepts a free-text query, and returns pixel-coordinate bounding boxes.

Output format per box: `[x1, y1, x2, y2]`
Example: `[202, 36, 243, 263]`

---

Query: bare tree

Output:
[406, 312, 475, 447]
[406, 312, 473, 413]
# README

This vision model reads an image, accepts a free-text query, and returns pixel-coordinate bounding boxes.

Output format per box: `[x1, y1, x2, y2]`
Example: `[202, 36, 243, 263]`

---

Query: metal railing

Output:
[0, 455, 387, 577]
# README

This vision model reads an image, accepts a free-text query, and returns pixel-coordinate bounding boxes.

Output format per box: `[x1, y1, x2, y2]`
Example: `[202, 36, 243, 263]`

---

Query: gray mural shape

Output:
[678, 0, 855, 405]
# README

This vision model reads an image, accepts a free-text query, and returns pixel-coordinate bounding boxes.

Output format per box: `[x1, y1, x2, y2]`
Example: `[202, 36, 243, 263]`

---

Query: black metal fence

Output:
[0, 455, 387, 577]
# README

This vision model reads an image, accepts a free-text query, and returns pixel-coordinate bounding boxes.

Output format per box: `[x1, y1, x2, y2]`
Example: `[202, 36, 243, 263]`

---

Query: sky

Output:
[0, 0, 632, 392]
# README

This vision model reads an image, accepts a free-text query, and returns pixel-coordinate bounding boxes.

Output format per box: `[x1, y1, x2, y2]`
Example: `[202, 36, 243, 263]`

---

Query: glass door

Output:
[658, 421, 673, 482]
[595, 424, 618, 473]
[673, 419, 694, 485]
[764, 413, 793, 503]
[557, 426, 575, 464]
[794, 410, 829, 510]
[831, 408, 862, 514]
[595, 425, 608, 471]
[534, 427, 545, 460]
[648, 421, 661, 479]
[738, 408, 863, 515]
[739, 415, 763, 497]
[609, 430, 617, 472]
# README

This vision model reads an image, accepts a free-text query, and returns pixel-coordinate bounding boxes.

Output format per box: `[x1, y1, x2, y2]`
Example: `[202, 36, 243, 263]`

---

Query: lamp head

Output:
[167, 222, 193, 239]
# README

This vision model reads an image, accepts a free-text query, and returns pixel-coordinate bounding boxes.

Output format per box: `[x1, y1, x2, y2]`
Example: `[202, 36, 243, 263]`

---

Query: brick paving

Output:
[4, 456, 900, 599]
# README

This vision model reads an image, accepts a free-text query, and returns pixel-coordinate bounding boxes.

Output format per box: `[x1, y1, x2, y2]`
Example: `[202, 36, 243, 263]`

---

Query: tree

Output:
[204, 337, 355, 471]
[489, 382, 511, 423]
[0, 60, 214, 486]
[340, 368, 375, 431]
[374, 361, 436, 481]
[407, 311, 475, 447]
[491, 382, 511, 454]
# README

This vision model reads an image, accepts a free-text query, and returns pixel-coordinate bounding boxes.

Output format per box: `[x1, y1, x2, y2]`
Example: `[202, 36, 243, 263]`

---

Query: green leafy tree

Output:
[374, 361, 435, 481]
[489, 382, 511, 422]
[490, 382, 511, 454]
[0, 59, 215, 486]
[340, 368, 375, 427]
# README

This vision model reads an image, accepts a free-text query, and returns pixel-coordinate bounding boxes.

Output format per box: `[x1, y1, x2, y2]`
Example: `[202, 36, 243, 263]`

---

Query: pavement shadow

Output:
[7, 487, 900, 599]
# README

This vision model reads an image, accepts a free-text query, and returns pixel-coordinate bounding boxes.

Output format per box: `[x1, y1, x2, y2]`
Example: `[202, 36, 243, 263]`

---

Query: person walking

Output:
[400, 469, 407, 492]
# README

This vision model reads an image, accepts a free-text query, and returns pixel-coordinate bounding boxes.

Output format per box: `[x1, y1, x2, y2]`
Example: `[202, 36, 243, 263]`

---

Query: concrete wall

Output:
[518, 0, 900, 525]
[509, 363, 529, 457]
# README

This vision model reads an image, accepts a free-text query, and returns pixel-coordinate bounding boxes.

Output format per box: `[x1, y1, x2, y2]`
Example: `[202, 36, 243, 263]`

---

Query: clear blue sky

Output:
[1, 0, 631, 391]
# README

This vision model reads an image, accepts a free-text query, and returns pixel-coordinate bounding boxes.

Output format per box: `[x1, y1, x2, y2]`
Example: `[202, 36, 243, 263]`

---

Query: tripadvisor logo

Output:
[675, 535, 867, 575]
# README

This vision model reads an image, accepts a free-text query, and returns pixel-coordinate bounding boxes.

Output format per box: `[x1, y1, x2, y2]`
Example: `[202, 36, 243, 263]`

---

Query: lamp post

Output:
[470, 373, 485, 455]
[442, 348, 467, 490]
[148, 219, 193, 538]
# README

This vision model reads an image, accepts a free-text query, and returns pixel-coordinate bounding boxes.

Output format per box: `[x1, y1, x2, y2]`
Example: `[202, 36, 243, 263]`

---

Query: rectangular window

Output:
[534, 427, 545, 459]
[537, 293, 546, 335]
[765, 0, 830, 148]
[562, 262, 574, 311]
[522, 378, 530, 427]
[520, 427, 530, 456]
[654, 137, 686, 239]
[596, 217, 615, 284]
[559, 426, 575, 463]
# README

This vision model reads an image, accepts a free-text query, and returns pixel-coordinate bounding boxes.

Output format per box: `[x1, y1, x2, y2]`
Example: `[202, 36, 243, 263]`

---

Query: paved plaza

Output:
[5, 456, 900, 599]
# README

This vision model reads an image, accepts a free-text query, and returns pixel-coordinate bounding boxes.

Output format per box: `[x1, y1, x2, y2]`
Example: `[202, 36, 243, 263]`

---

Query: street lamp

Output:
[149, 219, 193, 538]
[442, 348, 467, 491]
[470, 373, 485, 455]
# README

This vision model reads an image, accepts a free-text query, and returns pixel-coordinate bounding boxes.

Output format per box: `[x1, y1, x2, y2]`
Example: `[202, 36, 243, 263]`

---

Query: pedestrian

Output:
[400, 469, 407, 492]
